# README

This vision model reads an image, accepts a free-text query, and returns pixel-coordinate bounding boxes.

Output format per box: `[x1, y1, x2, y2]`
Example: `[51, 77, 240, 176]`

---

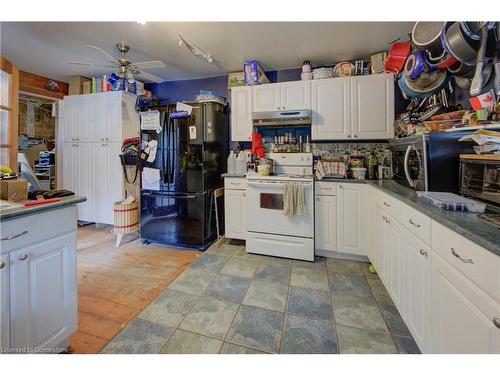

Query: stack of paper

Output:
[459, 129, 500, 154]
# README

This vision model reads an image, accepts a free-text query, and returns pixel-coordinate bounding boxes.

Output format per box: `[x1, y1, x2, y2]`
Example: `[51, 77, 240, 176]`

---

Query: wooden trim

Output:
[19, 71, 68, 100]
[460, 154, 500, 161]
[9, 63, 19, 171]
[0, 56, 13, 74]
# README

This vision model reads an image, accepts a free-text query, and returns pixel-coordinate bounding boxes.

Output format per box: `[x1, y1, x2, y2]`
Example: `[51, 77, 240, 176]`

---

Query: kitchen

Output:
[0, 5, 499, 373]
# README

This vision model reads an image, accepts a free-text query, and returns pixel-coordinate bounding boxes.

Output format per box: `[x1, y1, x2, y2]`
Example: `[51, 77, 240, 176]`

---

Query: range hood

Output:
[252, 110, 311, 126]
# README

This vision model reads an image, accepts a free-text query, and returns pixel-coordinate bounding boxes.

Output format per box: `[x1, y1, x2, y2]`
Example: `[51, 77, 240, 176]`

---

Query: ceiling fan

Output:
[65, 42, 166, 83]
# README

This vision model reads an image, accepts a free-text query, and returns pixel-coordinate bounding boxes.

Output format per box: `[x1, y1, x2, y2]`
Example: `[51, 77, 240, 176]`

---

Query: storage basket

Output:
[113, 200, 139, 234]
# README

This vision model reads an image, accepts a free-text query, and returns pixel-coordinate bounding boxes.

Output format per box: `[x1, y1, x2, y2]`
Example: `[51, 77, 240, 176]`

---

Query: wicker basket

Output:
[113, 200, 139, 234]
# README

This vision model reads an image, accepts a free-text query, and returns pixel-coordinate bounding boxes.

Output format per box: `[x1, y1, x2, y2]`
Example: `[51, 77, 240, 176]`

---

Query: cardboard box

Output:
[243, 60, 270, 85]
[0, 179, 28, 202]
[69, 76, 91, 95]
[82, 80, 92, 94]
[228, 71, 246, 89]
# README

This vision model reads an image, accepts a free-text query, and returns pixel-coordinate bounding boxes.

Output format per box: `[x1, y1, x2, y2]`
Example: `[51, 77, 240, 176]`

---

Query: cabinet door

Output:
[61, 96, 77, 142]
[224, 189, 246, 240]
[74, 143, 93, 221]
[72, 94, 93, 143]
[252, 83, 281, 112]
[230, 86, 253, 142]
[385, 213, 405, 310]
[336, 183, 367, 256]
[314, 194, 336, 253]
[61, 143, 75, 193]
[88, 93, 106, 142]
[431, 252, 500, 353]
[372, 205, 387, 281]
[351, 74, 394, 139]
[9, 232, 78, 350]
[311, 78, 351, 140]
[0, 255, 9, 349]
[404, 231, 431, 353]
[105, 91, 123, 143]
[280, 81, 311, 110]
[94, 142, 124, 225]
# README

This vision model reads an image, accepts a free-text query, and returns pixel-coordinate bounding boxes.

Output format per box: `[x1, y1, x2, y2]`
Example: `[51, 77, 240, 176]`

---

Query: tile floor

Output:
[100, 241, 420, 354]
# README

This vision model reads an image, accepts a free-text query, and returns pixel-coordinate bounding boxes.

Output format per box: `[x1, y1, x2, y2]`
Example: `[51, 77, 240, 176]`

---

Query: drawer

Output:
[401, 204, 431, 244]
[432, 220, 500, 302]
[376, 191, 403, 220]
[0, 205, 77, 254]
[224, 177, 247, 190]
[246, 231, 314, 261]
[315, 181, 337, 196]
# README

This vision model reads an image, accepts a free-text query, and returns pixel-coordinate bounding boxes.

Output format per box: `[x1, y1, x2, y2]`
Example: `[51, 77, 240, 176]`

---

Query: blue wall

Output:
[146, 68, 303, 104]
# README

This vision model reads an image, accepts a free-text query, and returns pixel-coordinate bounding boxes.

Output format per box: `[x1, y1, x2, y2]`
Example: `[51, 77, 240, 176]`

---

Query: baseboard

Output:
[315, 250, 369, 263]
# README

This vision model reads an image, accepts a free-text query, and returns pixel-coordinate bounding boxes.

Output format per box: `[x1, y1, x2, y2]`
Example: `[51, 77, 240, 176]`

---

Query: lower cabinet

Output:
[314, 194, 337, 253]
[0, 254, 10, 350]
[8, 232, 77, 351]
[336, 183, 367, 256]
[431, 251, 500, 353]
[224, 187, 247, 240]
[384, 213, 405, 311]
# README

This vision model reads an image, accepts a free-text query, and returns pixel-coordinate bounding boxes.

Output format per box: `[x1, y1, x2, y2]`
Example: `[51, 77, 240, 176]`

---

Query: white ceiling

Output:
[0, 22, 414, 83]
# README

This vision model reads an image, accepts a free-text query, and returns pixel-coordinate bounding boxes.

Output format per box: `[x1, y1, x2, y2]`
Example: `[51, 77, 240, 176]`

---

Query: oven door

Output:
[392, 144, 426, 190]
[246, 179, 314, 238]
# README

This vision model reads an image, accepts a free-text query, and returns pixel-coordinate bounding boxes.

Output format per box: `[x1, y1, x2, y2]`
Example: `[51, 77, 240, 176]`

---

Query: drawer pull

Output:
[383, 201, 391, 207]
[230, 182, 241, 186]
[18, 254, 28, 261]
[1, 230, 28, 241]
[493, 318, 500, 329]
[409, 218, 421, 228]
[419, 249, 428, 257]
[451, 248, 473, 264]
[0, 261, 5, 269]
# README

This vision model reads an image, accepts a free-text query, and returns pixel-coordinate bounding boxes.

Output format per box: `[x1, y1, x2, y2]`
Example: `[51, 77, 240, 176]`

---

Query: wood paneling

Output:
[19, 70, 68, 99]
[0, 56, 19, 170]
[70, 225, 199, 354]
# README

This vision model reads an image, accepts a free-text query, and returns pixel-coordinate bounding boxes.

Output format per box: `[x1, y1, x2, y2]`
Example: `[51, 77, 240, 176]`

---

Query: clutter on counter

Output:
[0, 178, 29, 202]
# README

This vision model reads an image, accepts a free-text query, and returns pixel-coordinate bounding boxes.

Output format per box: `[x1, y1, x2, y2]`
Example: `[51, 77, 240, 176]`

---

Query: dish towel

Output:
[315, 161, 347, 180]
[283, 182, 305, 216]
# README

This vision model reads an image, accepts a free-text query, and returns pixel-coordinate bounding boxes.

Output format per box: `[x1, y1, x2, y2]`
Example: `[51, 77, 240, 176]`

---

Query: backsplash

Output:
[312, 142, 390, 161]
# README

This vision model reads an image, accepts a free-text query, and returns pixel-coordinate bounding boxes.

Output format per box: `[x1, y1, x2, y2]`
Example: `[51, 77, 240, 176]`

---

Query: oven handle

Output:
[403, 145, 415, 188]
[247, 181, 312, 187]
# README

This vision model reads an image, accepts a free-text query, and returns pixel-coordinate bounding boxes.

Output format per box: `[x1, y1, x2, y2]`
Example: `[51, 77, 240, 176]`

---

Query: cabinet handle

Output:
[0, 261, 5, 269]
[354, 134, 358, 138]
[18, 254, 28, 261]
[383, 201, 391, 207]
[493, 318, 500, 329]
[1, 230, 28, 241]
[451, 248, 473, 264]
[409, 218, 421, 228]
[419, 249, 428, 257]
[106, 138, 109, 141]
[243, 193, 246, 197]
[101, 138, 104, 141]
[347, 134, 352, 138]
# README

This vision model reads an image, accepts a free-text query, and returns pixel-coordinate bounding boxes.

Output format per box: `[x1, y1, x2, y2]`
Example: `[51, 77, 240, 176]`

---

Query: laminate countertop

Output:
[0, 195, 87, 222]
[319, 178, 500, 257]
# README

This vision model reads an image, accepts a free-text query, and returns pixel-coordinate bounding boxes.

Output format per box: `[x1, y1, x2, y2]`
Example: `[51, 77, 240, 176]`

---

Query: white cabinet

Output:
[404, 231, 431, 352]
[314, 194, 337, 253]
[252, 83, 281, 112]
[230, 86, 253, 142]
[350, 74, 395, 139]
[280, 81, 311, 110]
[385, 213, 405, 310]
[0, 255, 9, 350]
[311, 77, 351, 140]
[224, 178, 247, 240]
[252, 81, 311, 112]
[61, 91, 138, 224]
[336, 183, 367, 256]
[9, 232, 77, 351]
[431, 252, 500, 353]
[93, 142, 123, 224]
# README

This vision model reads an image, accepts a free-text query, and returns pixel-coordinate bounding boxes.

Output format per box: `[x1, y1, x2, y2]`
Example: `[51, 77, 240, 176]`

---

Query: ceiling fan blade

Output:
[136, 70, 164, 83]
[132, 60, 166, 69]
[65, 60, 117, 68]
[87, 45, 116, 63]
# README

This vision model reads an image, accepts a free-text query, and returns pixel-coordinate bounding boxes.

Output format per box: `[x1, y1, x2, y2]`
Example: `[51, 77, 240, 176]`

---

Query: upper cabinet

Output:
[311, 73, 395, 141]
[230, 86, 253, 142]
[252, 81, 311, 112]
[311, 77, 351, 140]
[252, 83, 281, 112]
[351, 74, 395, 139]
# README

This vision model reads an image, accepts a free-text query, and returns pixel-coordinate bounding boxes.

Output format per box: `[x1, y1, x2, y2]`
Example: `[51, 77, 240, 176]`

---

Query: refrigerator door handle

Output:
[170, 119, 176, 183]
[141, 192, 199, 199]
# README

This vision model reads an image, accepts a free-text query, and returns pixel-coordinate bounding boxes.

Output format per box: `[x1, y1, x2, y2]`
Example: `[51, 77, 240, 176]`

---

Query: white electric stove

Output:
[245, 153, 314, 261]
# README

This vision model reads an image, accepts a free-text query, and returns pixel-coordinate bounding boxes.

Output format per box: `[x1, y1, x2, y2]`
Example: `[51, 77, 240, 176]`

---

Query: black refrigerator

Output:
[140, 102, 228, 250]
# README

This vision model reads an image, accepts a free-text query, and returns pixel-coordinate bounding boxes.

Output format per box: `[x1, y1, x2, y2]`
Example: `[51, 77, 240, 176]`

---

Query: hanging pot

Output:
[441, 22, 479, 66]
[447, 61, 475, 78]
[384, 41, 412, 73]
[426, 50, 458, 69]
[404, 50, 428, 79]
[453, 62, 493, 90]
[411, 22, 446, 60]
[398, 70, 449, 98]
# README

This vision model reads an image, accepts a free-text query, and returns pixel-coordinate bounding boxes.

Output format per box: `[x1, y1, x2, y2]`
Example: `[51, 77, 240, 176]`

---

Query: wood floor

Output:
[70, 225, 200, 353]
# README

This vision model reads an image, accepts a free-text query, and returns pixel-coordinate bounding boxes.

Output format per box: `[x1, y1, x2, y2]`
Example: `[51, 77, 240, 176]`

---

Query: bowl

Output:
[350, 167, 367, 180]
[257, 164, 271, 176]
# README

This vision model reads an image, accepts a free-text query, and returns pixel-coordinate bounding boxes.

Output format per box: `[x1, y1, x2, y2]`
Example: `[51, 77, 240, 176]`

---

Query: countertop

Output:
[320, 178, 500, 256]
[0, 195, 87, 221]
[222, 173, 247, 178]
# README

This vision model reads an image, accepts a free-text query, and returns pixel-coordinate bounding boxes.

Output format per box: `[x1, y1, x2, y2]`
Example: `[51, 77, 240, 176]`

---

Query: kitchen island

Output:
[1, 195, 85, 353]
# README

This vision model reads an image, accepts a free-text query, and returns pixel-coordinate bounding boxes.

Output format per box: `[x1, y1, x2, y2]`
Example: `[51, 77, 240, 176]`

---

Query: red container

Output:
[384, 41, 412, 73]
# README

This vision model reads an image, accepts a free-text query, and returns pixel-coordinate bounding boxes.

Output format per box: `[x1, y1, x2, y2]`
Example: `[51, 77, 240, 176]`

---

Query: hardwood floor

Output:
[70, 225, 200, 353]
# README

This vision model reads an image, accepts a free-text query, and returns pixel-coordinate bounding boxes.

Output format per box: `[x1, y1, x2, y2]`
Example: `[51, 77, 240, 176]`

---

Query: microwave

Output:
[389, 131, 475, 193]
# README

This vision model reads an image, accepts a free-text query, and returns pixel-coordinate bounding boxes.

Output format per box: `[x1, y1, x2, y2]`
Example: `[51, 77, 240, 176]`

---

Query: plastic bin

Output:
[416, 191, 486, 213]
